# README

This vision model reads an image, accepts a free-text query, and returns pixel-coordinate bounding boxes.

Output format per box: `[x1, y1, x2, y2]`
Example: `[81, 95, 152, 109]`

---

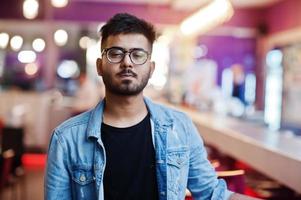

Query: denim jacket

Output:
[45, 97, 233, 200]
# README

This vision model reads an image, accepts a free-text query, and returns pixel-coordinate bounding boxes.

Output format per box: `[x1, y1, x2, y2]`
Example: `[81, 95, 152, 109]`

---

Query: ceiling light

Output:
[266, 49, 283, 67]
[23, 0, 39, 19]
[194, 45, 208, 59]
[54, 29, 68, 46]
[86, 39, 101, 69]
[0, 32, 9, 49]
[25, 63, 39, 76]
[57, 60, 80, 78]
[51, 0, 68, 8]
[18, 50, 37, 63]
[10, 35, 24, 51]
[180, 0, 234, 36]
[32, 38, 46, 52]
[79, 36, 90, 49]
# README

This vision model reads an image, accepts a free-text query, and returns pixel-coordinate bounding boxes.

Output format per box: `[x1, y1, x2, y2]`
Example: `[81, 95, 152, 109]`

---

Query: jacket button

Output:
[80, 175, 86, 182]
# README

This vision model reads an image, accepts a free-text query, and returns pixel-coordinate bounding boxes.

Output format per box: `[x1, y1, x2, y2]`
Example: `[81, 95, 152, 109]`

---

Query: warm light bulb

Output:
[25, 63, 38, 75]
[32, 38, 46, 52]
[54, 29, 68, 46]
[18, 50, 37, 63]
[180, 0, 234, 36]
[0, 32, 9, 49]
[51, 0, 68, 8]
[79, 36, 91, 49]
[10, 35, 24, 51]
[23, 0, 39, 19]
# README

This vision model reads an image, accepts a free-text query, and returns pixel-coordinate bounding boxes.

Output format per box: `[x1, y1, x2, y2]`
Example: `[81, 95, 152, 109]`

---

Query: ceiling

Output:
[230, 0, 283, 8]
[73, 0, 283, 10]
[0, 0, 283, 38]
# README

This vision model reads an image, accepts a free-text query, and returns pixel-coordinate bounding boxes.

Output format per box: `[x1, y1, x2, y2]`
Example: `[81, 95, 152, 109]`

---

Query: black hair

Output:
[100, 13, 156, 50]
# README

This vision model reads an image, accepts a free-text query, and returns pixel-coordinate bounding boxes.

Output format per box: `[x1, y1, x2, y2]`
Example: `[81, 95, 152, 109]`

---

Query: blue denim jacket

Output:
[45, 97, 233, 200]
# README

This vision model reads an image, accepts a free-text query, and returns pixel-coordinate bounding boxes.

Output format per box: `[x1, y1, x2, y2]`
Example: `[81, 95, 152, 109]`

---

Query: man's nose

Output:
[121, 53, 133, 68]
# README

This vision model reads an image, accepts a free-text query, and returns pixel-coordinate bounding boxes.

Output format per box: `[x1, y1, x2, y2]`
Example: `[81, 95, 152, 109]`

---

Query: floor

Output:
[1, 153, 301, 200]
[0, 167, 44, 200]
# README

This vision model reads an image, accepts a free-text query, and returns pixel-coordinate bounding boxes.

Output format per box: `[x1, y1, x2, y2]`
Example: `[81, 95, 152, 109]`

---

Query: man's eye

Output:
[132, 51, 146, 59]
[109, 51, 123, 57]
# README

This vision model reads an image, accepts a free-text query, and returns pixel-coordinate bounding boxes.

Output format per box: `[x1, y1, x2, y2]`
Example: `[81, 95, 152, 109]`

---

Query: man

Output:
[45, 13, 259, 200]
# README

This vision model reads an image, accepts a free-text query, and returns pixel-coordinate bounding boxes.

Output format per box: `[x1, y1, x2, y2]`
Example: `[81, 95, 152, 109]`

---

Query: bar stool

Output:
[0, 149, 17, 200]
[217, 169, 245, 194]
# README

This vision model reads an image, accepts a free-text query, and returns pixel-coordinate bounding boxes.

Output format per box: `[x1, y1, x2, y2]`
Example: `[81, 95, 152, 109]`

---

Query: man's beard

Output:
[102, 68, 151, 96]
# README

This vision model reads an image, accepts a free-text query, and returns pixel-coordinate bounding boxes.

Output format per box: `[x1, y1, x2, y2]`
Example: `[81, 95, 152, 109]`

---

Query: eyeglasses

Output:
[102, 47, 150, 65]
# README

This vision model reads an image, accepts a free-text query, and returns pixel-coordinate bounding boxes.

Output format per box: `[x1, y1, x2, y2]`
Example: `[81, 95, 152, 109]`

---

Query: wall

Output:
[264, 0, 301, 34]
[198, 36, 256, 85]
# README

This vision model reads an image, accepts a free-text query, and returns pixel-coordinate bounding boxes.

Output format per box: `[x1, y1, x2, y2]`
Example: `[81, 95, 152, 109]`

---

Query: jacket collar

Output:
[87, 99, 105, 139]
[144, 97, 173, 126]
[86, 97, 173, 139]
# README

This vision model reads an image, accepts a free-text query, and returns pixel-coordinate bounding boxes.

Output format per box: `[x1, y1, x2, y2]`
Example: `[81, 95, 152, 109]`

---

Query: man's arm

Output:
[45, 131, 72, 200]
[185, 116, 260, 200]
[185, 116, 232, 199]
[230, 193, 262, 200]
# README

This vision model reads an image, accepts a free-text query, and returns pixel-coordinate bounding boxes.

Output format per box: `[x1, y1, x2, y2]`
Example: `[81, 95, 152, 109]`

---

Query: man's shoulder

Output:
[147, 99, 190, 122]
[54, 110, 91, 135]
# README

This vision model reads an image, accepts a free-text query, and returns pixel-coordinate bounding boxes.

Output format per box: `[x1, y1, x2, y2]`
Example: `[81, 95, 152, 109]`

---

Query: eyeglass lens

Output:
[106, 48, 148, 65]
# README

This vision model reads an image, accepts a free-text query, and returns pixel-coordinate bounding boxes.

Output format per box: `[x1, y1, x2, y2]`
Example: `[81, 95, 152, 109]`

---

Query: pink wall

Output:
[52, 2, 191, 24]
[225, 8, 264, 28]
[264, 0, 301, 34]
[222, 0, 301, 35]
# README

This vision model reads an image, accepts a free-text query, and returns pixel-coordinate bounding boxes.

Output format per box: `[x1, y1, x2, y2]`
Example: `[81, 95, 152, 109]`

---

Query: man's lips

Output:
[117, 70, 137, 78]
[119, 73, 135, 77]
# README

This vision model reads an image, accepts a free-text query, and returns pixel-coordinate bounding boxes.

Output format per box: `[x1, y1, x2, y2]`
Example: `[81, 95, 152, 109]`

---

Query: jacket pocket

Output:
[71, 166, 96, 200]
[166, 147, 189, 199]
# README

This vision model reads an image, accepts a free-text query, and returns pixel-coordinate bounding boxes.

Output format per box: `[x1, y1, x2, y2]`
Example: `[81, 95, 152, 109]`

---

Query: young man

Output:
[45, 13, 259, 200]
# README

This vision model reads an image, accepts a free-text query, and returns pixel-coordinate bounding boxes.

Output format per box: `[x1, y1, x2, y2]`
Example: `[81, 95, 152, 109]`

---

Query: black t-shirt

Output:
[101, 114, 158, 200]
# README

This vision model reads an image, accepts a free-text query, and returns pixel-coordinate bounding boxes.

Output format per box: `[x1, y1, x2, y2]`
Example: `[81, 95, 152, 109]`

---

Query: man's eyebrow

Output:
[106, 46, 124, 50]
[129, 48, 146, 51]
[105, 46, 148, 52]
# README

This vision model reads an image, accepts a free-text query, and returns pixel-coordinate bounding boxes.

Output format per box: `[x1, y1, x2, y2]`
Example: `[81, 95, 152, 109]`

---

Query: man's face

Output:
[97, 34, 155, 96]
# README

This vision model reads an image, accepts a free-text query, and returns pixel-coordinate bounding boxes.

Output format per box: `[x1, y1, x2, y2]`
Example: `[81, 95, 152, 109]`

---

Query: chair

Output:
[1, 126, 27, 200]
[1, 127, 25, 172]
[0, 149, 17, 200]
[0, 117, 3, 152]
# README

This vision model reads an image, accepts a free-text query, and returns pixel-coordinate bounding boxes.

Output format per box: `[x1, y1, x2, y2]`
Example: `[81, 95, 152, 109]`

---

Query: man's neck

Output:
[103, 92, 148, 128]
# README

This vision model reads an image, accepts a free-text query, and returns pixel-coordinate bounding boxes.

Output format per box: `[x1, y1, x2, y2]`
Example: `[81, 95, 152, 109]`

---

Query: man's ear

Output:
[96, 58, 103, 76]
[149, 61, 156, 78]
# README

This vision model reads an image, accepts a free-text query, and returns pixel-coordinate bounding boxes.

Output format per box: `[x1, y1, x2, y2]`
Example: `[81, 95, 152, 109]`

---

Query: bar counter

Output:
[165, 103, 301, 194]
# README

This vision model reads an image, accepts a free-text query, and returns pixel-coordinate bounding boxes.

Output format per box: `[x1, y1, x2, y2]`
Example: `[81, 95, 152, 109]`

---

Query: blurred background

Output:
[0, 0, 301, 199]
